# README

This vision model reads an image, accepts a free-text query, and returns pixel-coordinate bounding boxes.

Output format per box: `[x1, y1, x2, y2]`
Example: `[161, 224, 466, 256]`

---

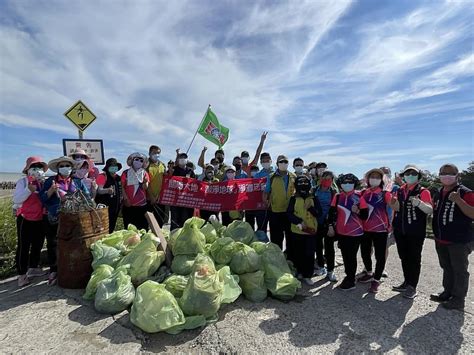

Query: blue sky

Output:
[1, 0, 473, 177]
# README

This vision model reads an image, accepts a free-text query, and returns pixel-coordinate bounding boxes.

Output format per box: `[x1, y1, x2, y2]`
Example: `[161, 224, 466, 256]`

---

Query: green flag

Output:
[197, 108, 230, 148]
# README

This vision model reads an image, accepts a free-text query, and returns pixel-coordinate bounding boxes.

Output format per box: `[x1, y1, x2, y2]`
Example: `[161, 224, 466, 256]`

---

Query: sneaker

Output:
[48, 272, 57, 286]
[27, 268, 47, 278]
[303, 278, 315, 286]
[381, 271, 388, 278]
[403, 285, 417, 299]
[430, 291, 451, 303]
[369, 280, 380, 294]
[314, 267, 327, 277]
[18, 274, 30, 287]
[392, 282, 407, 292]
[355, 270, 368, 279]
[357, 272, 374, 283]
[327, 271, 338, 282]
[442, 297, 465, 310]
[338, 278, 356, 291]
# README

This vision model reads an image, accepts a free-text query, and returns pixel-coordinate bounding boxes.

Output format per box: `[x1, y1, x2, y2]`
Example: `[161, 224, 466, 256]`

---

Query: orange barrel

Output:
[57, 207, 109, 289]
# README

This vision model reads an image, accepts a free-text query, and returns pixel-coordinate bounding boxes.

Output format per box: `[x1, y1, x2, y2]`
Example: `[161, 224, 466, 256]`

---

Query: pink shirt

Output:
[361, 187, 391, 233]
[331, 191, 366, 237]
[121, 169, 149, 207]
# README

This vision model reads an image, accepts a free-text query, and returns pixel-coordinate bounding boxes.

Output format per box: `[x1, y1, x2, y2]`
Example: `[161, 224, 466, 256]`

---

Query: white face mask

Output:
[369, 178, 381, 188]
[75, 168, 89, 179]
[28, 168, 44, 179]
[178, 158, 187, 166]
[310, 168, 316, 176]
[242, 157, 249, 165]
[262, 162, 272, 169]
[278, 163, 289, 172]
[59, 167, 72, 177]
[294, 166, 303, 173]
[151, 153, 160, 162]
[226, 172, 236, 180]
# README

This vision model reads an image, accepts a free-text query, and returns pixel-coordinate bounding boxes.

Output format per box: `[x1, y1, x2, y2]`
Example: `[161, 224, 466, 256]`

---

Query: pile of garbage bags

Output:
[84, 217, 301, 334]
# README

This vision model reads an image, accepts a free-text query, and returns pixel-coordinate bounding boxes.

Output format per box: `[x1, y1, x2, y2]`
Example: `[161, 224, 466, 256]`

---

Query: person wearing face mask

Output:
[69, 148, 100, 180]
[147, 145, 167, 227]
[313, 171, 338, 282]
[357, 168, 393, 293]
[431, 164, 474, 310]
[121, 153, 150, 231]
[389, 165, 432, 299]
[244, 165, 262, 230]
[13, 157, 48, 287]
[170, 151, 196, 230]
[227, 157, 248, 180]
[327, 174, 368, 291]
[41, 156, 89, 285]
[199, 164, 220, 222]
[240, 131, 268, 175]
[221, 165, 244, 226]
[198, 147, 226, 181]
[95, 158, 123, 233]
[263, 155, 296, 251]
[287, 175, 322, 285]
[254, 152, 274, 234]
[73, 160, 96, 200]
[293, 158, 305, 176]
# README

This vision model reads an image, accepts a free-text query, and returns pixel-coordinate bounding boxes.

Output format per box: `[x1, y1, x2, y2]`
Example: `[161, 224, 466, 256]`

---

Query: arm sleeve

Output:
[420, 189, 432, 204]
[462, 192, 474, 206]
[96, 174, 106, 186]
[265, 176, 271, 193]
[327, 194, 338, 225]
[384, 191, 392, 204]
[13, 178, 31, 205]
[287, 197, 303, 225]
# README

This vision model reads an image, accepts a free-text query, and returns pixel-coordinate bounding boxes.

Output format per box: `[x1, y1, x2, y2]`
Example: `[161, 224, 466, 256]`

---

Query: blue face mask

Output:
[341, 183, 355, 192]
[404, 175, 418, 184]
[151, 154, 160, 161]
[108, 166, 119, 174]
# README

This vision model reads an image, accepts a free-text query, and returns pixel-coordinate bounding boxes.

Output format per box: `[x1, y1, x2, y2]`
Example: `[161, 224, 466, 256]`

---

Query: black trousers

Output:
[107, 204, 120, 233]
[200, 210, 215, 223]
[269, 211, 291, 251]
[316, 225, 336, 272]
[122, 205, 149, 231]
[44, 219, 58, 273]
[15, 216, 45, 275]
[394, 232, 425, 288]
[290, 232, 317, 278]
[245, 211, 257, 230]
[338, 235, 362, 284]
[148, 202, 168, 228]
[361, 231, 388, 281]
[435, 241, 472, 299]
[170, 206, 194, 231]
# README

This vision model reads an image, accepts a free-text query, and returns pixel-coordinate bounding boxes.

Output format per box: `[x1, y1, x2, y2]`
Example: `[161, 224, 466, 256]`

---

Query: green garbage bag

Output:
[210, 237, 236, 265]
[163, 275, 189, 298]
[94, 265, 135, 314]
[218, 266, 241, 304]
[91, 241, 122, 269]
[229, 242, 262, 275]
[203, 243, 212, 256]
[201, 223, 219, 244]
[169, 227, 182, 250]
[171, 254, 196, 275]
[165, 315, 207, 335]
[261, 247, 301, 300]
[117, 233, 165, 284]
[171, 217, 206, 256]
[239, 270, 267, 302]
[224, 220, 254, 245]
[83, 264, 114, 300]
[250, 241, 267, 255]
[101, 229, 141, 252]
[179, 254, 223, 318]
[130, 281, 185, 333]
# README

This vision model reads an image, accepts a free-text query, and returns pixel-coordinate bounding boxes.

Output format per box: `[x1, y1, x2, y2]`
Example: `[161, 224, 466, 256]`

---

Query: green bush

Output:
[0, 197, 17, 279]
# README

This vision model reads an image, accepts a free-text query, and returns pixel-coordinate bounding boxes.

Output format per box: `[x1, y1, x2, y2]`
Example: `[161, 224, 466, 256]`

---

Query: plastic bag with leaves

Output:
[94, 265, 135, 314]
[83, 264, 114, 300]
[171, 217, 206, 256]
[229, 242, 262, 275]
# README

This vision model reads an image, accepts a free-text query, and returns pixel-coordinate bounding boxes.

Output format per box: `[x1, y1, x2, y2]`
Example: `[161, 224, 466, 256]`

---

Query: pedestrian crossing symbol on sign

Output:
[64, 100, 97, 132]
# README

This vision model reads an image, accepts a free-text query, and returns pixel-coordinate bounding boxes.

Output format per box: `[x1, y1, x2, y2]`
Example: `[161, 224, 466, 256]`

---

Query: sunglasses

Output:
[133, 158, 144, 162]
[30, 163, 44, 169]
[58, 164, 71, 168]
[404, 171, 418, 176]
[278, 160, 289, 164]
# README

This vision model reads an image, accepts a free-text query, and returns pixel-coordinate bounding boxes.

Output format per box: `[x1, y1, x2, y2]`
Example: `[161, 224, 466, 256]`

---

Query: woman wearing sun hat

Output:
[121, 152, 150, 230]
[13, 156, 48, 287]
[69, 148, 100, 180]
[95, 158, 123, 233]
[40, 156, 90, 285]
[389, 164, 433, 299]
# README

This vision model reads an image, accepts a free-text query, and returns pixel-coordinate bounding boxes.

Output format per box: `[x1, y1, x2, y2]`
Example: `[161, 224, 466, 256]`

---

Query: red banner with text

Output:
[158, 176, 267, 212]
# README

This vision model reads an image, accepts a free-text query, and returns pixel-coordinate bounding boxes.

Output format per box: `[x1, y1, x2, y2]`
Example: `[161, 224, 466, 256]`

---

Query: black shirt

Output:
[172, 166, 196, 178]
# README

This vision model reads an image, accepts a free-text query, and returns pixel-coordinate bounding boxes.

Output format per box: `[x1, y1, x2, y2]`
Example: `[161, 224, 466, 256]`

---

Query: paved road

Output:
[0, 238, 472, 353]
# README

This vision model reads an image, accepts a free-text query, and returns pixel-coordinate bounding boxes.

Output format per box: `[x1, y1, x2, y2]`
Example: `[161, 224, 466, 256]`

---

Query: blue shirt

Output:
[223, 170, 248, 181]
[315, 187, 332, 224]
[264, 170, 289, 194]
[255, 168, 273, 179]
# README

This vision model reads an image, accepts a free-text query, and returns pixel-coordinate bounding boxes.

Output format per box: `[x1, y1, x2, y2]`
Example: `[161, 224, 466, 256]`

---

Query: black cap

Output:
[260, 152, 271, 159]
[103, 158, 122, 171]
[215, 149, 225, 155]
[241, 151, 250, 157]
[316, 162, 327, 168]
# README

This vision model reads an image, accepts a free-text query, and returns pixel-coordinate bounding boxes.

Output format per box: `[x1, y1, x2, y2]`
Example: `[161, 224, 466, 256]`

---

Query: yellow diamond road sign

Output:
[64, 100, 97, 132]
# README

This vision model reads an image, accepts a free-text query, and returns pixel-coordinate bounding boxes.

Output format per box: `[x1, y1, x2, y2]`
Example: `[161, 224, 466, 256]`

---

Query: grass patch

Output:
[0, 197, 17, 279]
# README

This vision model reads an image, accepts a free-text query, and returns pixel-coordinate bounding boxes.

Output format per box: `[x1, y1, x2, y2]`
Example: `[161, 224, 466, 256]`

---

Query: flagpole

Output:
[186, 104, 210, 155]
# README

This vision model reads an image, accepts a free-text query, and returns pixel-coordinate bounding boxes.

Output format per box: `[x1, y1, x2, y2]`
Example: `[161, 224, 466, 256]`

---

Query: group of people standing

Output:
[12, 135, 473, 310]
